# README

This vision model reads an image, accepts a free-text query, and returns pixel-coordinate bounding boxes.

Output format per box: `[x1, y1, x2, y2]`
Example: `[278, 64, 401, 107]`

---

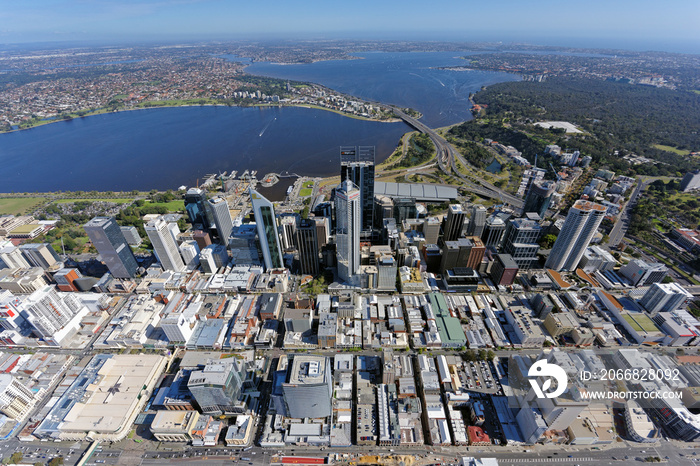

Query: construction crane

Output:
[549, 163, 562, 182]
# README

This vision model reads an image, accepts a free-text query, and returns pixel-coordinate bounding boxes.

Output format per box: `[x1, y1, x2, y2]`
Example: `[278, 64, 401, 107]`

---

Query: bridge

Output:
[391, 107, 525, 210]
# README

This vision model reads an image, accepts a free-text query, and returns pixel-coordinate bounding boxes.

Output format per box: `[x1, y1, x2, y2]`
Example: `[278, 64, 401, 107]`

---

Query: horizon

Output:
[1, 0, 699, 55]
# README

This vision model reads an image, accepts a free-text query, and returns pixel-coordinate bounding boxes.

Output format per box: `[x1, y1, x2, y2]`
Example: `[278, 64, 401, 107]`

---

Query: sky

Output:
[1, 0, 699, 54]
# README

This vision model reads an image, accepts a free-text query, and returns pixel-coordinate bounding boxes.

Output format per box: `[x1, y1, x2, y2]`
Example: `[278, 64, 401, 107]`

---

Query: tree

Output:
[539, 234, 557, 249]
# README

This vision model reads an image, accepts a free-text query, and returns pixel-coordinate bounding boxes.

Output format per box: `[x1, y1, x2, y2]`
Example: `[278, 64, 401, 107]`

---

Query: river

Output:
[0, 51, 519, 192]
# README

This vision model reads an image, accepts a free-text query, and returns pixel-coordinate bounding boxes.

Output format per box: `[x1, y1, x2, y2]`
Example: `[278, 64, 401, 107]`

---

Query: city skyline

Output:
[1, 1, 699, 54]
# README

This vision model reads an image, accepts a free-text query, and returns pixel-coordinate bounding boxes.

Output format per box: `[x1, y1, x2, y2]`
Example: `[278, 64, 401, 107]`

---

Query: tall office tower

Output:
[0, 243, 30, 270]
[199, 244, 229, 274]
[250, 189, 284, 270]
[21, 286, 82, 339]
[119, 226, 142, 246]
[192, 230, 212, 251]
[282, 355, 333, 419]
[465, 236, 485, 270]
[145, 217, 185, 272]
[340, 146, 375, 235]
[295, 219, 320, 276]
[502, 219, 542, 270]
[314, 217, 330, 250]
[422, 217, 441, 245]
[444, 204, 466, 242]
[523, 180, 556, 218]
[0, 374, 36, 420]
[19, 244, 60, 270]
[83, 217, 138, 278]
[188, 358, 246, 415]
[335, 180, 361, 284]
[179, 240, 200, 269]
[544, 200, 607, 271]
[393, 198, 417, 224]
[185, 188, 214, 231]
[482, 215, 507, 249]
[468, 205, 487, 237]
[208, 197, 234, 245]
[640, 283, 692, 314]
[279, 215, 299, 251]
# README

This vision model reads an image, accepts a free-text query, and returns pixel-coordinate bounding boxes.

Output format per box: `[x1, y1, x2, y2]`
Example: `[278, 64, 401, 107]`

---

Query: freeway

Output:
[391, 107, 525, 210]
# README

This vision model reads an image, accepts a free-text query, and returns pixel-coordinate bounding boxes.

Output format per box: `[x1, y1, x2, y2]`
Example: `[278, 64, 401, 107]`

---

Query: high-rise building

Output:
[208, 197, 234, 245]
[185, 188, 213, 231]
[502, 219, 542, 270]
[639, 283, 692, 314]
[481, 215, 507, 249]
[145, 216, 185, 272]
[444, 204, 466, 242]
[340, 146, 375, 235]
[544, 200, 606, 271]
[619, 259, 668, 287]
[523, 180, 556, 218]
[192, 230, 212, 251]
[282, 356, 332, 419]
[279, 215, 299, 251]
[250, 189, 283, 270]
[0, 243, 30, 270]
[422, 217, 441, 245]
[21, 286, 82, 340]
[491, 254, 519, 286]
[83, 217, 138, 278]
[465, 236, 485, 270]
[0, 374, 36, 420]
[335, 180, 361, 285]
[295, 219, 320, 276]
[19, 243, 60, 270]
[314, 217, 330, 250]
[468, 205, 487, 238]
[376, 255, 397, 291]
[119, 226, 142, 246]
[179, 240, 200, 269]
[393, 198, 417, 224]
[188, 358, 247, 415]
[199, 244, 229, 274]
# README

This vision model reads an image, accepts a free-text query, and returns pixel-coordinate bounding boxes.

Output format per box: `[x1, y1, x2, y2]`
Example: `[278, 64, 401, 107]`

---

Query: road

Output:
[607, 178, 646, 248]
[391, 107, 525, 210]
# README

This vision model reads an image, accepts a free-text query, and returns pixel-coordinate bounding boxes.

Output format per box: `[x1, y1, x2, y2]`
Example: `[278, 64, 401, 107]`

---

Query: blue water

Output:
[245, 51, 520, 127]
[0, 106, 409, 192]
[485, 159, 502, 174]
[0, 51, 522, 192]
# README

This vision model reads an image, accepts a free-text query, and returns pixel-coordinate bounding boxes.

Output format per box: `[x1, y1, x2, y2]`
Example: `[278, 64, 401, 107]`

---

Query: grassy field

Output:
[147, 200, 185, 212]
[299, 188, 313, 197]
[0, 197, 47, 215]
[652, 144, 691, 156]
[55, 198, 134, 204]
[302, 181, 314, 189]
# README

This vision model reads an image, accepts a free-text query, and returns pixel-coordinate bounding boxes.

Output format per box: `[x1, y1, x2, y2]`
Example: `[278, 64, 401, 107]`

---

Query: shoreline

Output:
[0, 100, 402, 135]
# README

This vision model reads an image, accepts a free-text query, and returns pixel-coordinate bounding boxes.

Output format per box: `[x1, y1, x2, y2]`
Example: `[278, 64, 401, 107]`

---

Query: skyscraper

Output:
[467, 205, 487, 237]
[482, 215, 507, 249]
[640, 283, 692, 314]
[282, 355, 333, 419]
[523, 180, 556, 218]
[145, 216, 185, 272]
[250, 189, 284, 270]
[502, 219, 542, 270]
[545, 200, 607, 271]
[185, 188, 213, 231]
[19, 243, 60, 270]
[295, 219, 320, 276]
[340, 146, 375, 235]
[83, 217, 138, 278]
[335, 180, 361, 284]
[444, 204, 466, 242]
[207, 196, 234, 245]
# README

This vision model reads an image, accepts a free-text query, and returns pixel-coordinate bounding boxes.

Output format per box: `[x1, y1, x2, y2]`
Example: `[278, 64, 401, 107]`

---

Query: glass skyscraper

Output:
[340, 146, 375, 235]
[250, 188, 283, 270]
[83, 216, 138, 278]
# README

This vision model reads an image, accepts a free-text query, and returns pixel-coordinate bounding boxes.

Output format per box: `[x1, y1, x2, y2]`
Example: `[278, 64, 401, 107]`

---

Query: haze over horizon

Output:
[1, 0, 699, 55]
